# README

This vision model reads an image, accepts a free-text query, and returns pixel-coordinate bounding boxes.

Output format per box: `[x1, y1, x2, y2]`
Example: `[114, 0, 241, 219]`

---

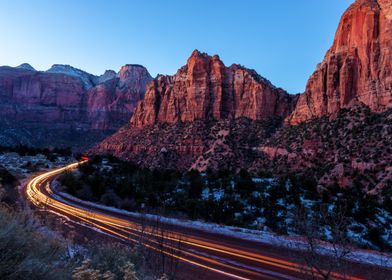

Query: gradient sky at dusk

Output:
[0, 0, 353, 93]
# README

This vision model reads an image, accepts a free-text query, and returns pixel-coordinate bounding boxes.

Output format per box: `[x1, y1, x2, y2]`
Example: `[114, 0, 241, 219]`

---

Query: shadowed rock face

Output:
[287, 0, 392, 124]
[0, 64, 152, 147]
[87, 65, 153, 130]
[131, 50, 298, 128]
[0, 67, 87, 128]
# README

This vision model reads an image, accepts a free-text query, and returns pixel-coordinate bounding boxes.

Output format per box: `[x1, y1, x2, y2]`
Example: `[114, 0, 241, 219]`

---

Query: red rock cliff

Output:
[0, 64, 152, 131]
[288, 0, 392, 125]
[131, 50, 297, 127]
[87, 65, 152, 129]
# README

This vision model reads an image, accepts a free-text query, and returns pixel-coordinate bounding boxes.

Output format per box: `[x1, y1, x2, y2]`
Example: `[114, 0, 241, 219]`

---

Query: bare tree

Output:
[134, 215, 183, 279]
[293, 204, 353, 279]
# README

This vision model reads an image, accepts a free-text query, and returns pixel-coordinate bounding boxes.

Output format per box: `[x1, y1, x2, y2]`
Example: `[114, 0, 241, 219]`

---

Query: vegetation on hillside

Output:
[59, 156, 392, 252]
[259, 105, 392, 191]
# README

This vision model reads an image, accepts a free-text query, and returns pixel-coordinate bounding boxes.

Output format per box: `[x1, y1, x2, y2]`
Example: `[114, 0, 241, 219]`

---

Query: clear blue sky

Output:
[0, 0, 353, 93]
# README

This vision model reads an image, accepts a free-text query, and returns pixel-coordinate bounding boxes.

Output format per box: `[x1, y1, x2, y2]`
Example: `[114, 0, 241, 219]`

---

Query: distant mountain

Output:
[0, 63, 152, 148]
[97, 70, 117, 84]
[87, 64, 153, 129]
[46, 64, 100, 89]
[16, 63, 35, 71]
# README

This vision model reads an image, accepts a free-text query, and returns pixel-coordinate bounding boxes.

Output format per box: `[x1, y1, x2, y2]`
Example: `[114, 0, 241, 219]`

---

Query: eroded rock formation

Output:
[287, 0, 392, 124]
[131, 50, 297, 127]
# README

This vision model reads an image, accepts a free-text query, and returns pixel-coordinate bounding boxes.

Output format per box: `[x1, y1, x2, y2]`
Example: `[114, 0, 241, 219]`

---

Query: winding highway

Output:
[24, 161, 382, 280]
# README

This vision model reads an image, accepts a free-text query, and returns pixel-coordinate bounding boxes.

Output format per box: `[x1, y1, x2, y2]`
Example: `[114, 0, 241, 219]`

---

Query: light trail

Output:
[25, 162, 364, 280]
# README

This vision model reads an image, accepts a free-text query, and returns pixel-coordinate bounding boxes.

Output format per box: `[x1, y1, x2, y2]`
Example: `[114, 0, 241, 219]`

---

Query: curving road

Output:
[24, 161, 375, 280]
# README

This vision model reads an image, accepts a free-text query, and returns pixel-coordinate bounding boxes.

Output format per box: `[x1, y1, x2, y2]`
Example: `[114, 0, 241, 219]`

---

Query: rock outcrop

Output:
[46, 64, 98, 89]
[0, 66, 87, 128]
[131, 50, 297, 127]
[288, 0, 392, 124]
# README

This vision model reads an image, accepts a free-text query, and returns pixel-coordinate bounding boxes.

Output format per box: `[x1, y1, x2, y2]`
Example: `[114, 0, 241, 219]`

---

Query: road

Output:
[24, 161, 383, 280]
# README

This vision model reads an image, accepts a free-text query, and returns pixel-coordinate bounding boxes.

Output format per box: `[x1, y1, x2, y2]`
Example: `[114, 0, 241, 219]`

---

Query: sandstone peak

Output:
[103, 69, 117, 76]
[131, 50, 297, 128]
[287, 0, 392, 125]
[186, 49, 224, 66]
[117, 64, 151, 81]
[189, 49, 203, 57]
[87, 64, 153, 129]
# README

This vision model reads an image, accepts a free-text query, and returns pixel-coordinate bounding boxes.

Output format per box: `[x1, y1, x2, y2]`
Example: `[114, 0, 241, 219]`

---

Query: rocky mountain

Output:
[87, 64, 152, 129]
[95, 0, 392, 187]
[16, 63, 36, 71]
[94, 51, 297, 166]
[287, 0, 392, 124]
[97, 70, 117, 84]
[131, 50, 297, 127]
[0, 63, 152, 148]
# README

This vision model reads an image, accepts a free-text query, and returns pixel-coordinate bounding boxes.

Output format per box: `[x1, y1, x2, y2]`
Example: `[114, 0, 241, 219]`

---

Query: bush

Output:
[0, 206, 71, 280]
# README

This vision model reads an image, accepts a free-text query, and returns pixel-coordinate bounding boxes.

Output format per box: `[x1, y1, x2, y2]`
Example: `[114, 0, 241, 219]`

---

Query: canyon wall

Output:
[287, 0, 392, 124]
[0, 64, 152, 131]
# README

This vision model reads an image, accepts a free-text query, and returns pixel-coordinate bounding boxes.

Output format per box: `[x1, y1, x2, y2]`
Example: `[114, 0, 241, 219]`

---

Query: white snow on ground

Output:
[252, 177, 274, 184]
[52, 184, 392, 268]
[201, 188, 225, 201]
[201, 188, 209, 199]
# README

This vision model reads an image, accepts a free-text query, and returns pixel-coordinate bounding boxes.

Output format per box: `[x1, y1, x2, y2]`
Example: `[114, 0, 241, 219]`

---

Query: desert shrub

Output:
[0, 205, 142, 280]
[0, 206, 71, 280]
[76, 242, 138, 280]
[0, 168, 18, 204]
